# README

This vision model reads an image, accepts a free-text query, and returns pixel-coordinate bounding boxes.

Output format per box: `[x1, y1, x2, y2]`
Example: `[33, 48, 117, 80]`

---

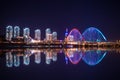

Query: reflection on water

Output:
[5, 49, 59, 67]
[82, 50, 106, 66]
[0, 48, 114, 67]
[65, 48, 83, 64]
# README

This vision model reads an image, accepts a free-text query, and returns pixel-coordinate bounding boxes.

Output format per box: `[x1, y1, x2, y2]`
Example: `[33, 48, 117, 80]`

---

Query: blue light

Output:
[82, 27, 107, 42]
[82, 50, 107, 66]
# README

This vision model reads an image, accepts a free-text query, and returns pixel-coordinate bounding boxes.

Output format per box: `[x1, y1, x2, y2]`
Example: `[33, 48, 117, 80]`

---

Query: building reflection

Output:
[35, 52, 41, 64]
[6, 52, 13, 67]
[3, 47, 119, 67]
[14, 53, 20, 67]
[44, 49, 58, 64]
[5, 49, 59, 67]
[23, 54, 30, 65]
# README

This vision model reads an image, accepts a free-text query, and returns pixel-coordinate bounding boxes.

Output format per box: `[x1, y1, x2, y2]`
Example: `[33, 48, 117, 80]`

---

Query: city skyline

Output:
[0, 1, 120, 80]
[0, 25, 120, 41]
[3, 25, 119, 42]
[0, 1, 120, 41]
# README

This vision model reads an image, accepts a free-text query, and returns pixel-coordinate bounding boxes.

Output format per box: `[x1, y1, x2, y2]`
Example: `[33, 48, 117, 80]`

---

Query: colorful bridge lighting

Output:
[82, 27, 107, 42]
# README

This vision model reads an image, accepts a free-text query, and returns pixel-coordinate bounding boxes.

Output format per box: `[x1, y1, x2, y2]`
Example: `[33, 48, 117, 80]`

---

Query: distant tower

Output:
[65, 28, 68, 41]
[6, 25, 13, 41]
[23, 28, 30, 37]
[23, 28, 30, 43]
[65, 28, 68, 38]
[52, 31, 57, 40]
[47, 34, 53, 41]
[45, 28, 51, 41]
[35, 29, 41, 40]
[14, 26, 20, 38]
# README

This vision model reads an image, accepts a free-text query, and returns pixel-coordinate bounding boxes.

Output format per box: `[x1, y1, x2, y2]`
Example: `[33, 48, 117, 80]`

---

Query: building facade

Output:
[35, 29, 41, 40]
[6, 26, 13, 41]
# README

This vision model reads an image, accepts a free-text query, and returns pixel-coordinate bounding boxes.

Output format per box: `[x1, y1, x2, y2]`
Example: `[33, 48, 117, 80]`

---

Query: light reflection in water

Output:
[6, 52, 13, 67]
[5, 49, 59, 67]
[35, 52, 41, 64]
[14, 53, 20, 67]
[82, 50, 107, 66]
[4, 48, 108, 67]
[65, 48, 83, 64]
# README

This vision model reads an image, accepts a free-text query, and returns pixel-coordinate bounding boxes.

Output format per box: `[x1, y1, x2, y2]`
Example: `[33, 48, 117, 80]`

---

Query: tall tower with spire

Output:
[65, 28, 68, 41]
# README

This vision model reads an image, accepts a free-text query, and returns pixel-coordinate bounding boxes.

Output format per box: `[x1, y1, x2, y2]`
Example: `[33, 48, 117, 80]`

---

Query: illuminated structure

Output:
[82, 27, 107, 42]
[6, 25, 13, 41]
[3, 26, 120, 50]
[2, 26, 120, 67]
[23, 28, 30, 37]
[45, 28, 51, 41]
[67, 28, 83, 41]
[35, 29, 41, 40]
[14, 26, 20, 38]
[65, 28, 68, 42]
[23, 28, 31, 43]
[52, 31, 57, 40]
[65, 28, 68, 37]
[5, 26, 108, 43]
[47, 34, 53, 41]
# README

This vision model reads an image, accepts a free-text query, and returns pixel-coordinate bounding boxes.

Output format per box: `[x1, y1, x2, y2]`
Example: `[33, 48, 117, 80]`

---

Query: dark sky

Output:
[0, 0, 120, 40]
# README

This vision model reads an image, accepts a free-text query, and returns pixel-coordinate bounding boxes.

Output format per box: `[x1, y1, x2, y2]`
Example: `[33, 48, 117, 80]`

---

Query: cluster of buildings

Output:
[5, 26, 58, 43]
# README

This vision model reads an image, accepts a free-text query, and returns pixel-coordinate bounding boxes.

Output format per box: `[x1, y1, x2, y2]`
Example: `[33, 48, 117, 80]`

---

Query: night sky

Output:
[0, 0, 120, 40]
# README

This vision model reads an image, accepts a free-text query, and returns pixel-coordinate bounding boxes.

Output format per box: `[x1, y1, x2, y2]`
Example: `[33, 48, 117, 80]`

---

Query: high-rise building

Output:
[52, 31, 57, 40]
[65, 28, 68, 42]
[23, 28, 30, 43]
[23, 28, 30, 37]
[6, 25, 13, 41]
[45, 28, 51, 41]
[35, 29, 41, 40]
[14, 26, 20, 38]
[47, 34, 53, 41]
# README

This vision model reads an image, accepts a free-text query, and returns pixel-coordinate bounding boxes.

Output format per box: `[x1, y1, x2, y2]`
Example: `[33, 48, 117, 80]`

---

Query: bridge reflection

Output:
[0, 48, 120, 67]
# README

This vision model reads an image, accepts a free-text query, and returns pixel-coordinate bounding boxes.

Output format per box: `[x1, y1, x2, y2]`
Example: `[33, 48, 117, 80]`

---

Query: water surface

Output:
[0, 48, 120, 80]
